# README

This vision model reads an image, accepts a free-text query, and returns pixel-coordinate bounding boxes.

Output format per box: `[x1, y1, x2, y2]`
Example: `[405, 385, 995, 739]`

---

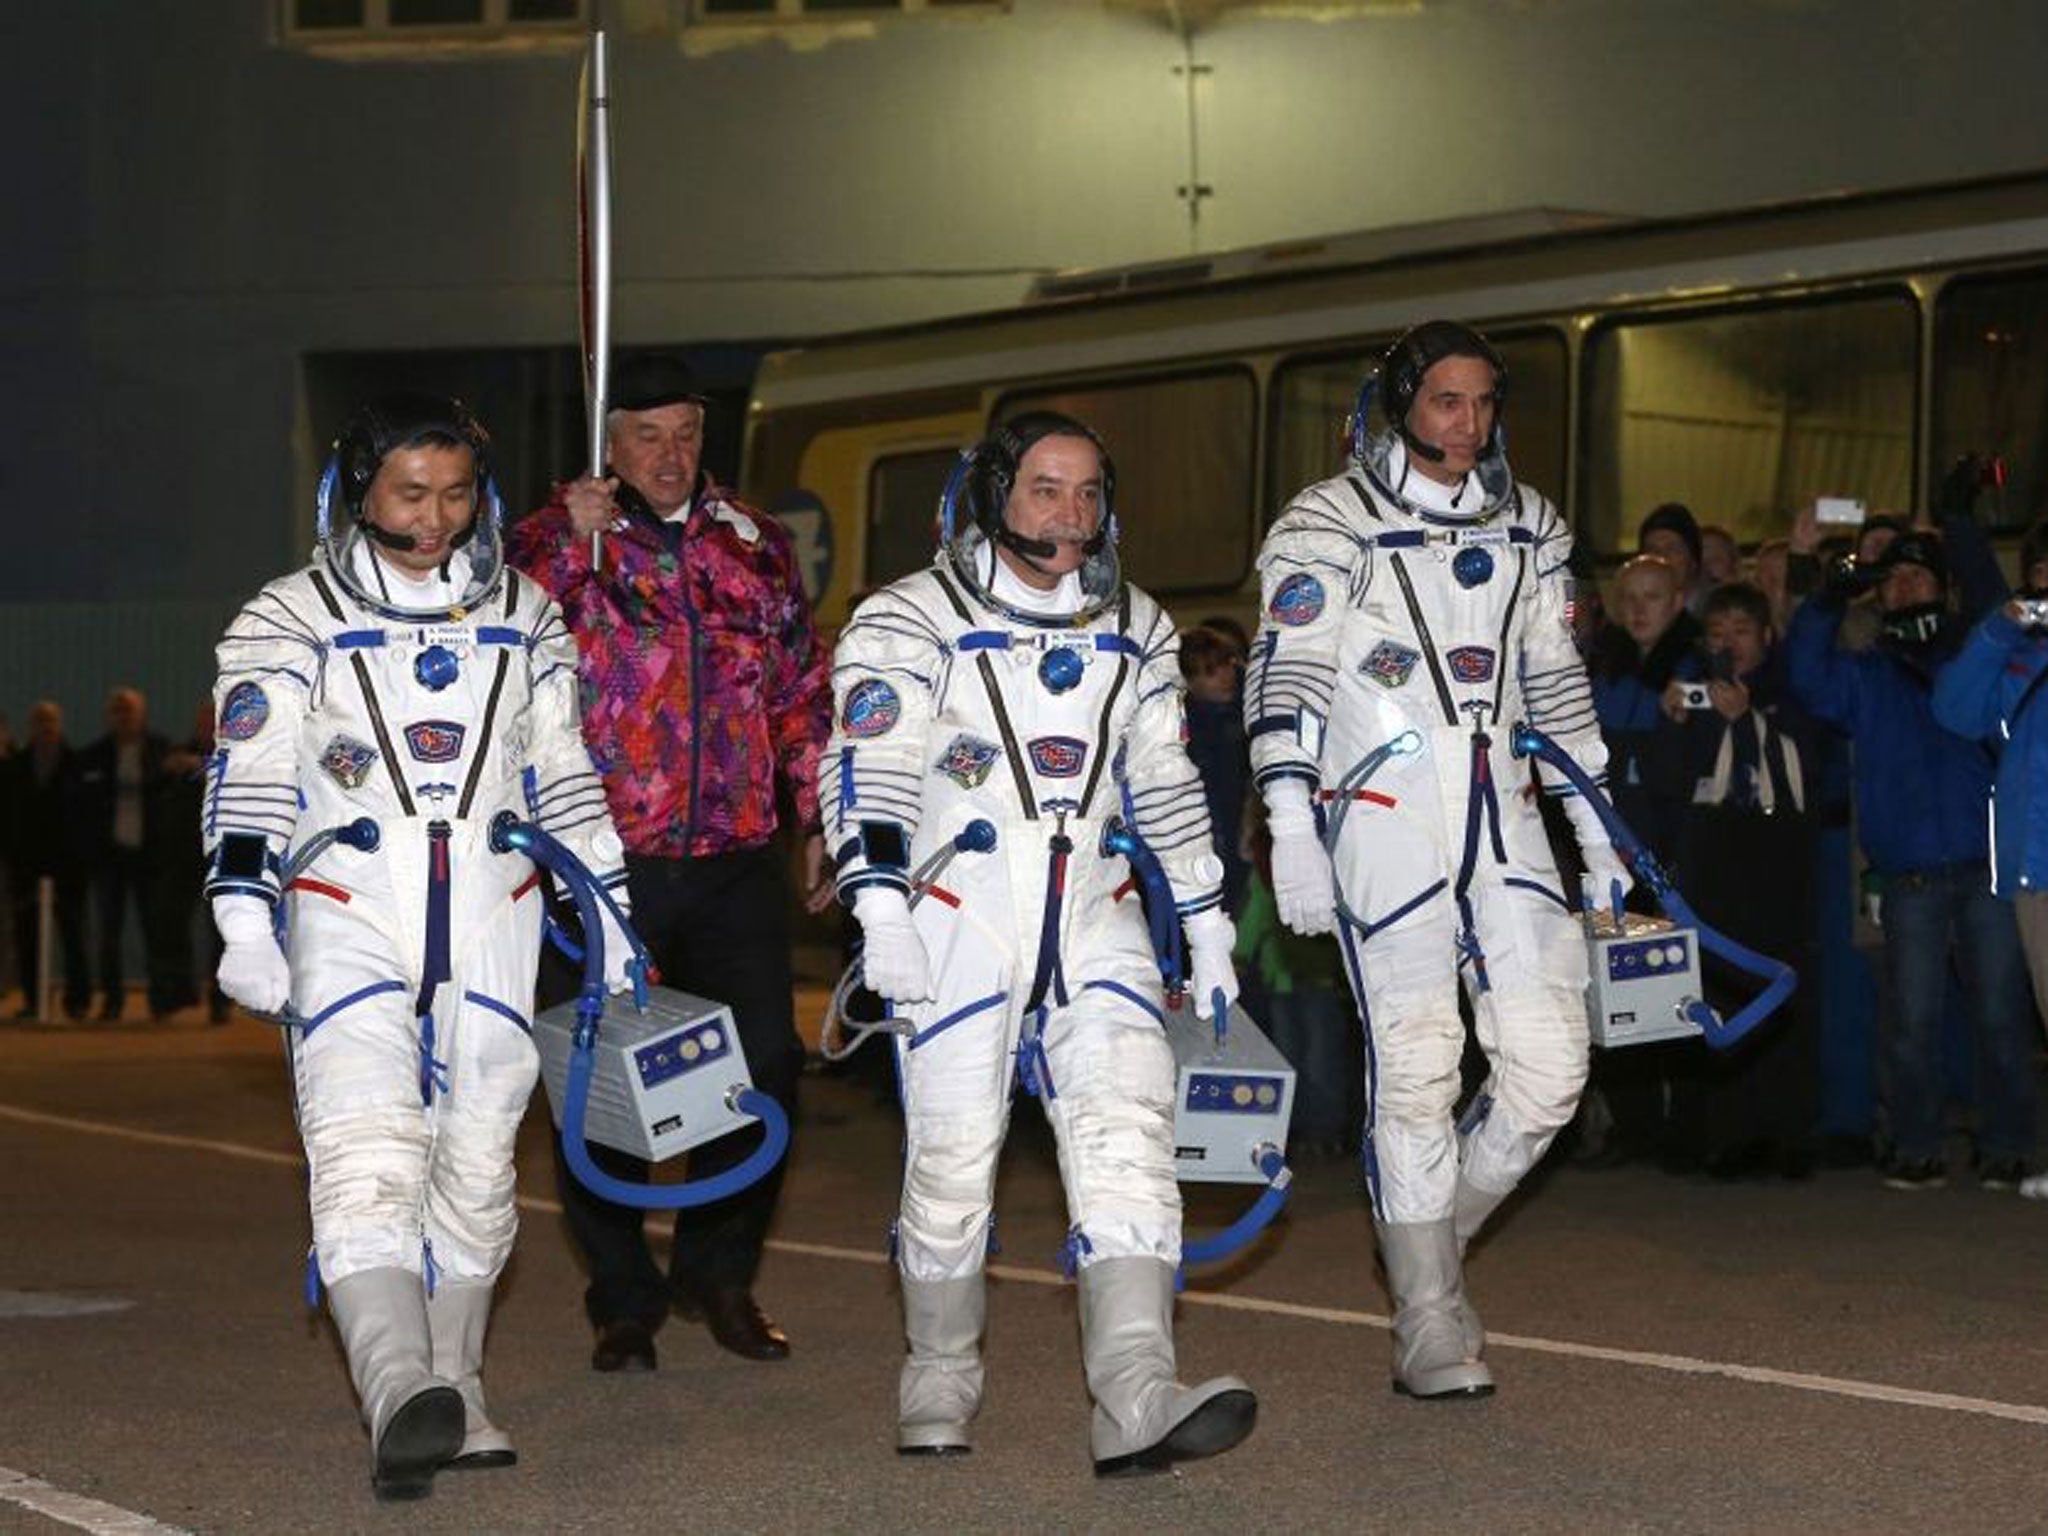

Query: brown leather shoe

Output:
[679, 1289, 789, 1361]
[591, 1318, 657, 1373]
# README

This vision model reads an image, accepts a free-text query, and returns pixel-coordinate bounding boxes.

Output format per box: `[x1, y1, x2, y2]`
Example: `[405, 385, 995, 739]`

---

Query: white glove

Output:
[853, 887, 934, 1005]
[212, 895, 291, 1015]
[1183, 907, 1240, 1021]
[1264, 781, 1337, 937]
[597, 906, 639, 997]
[1562, 792, 1634, 915]
[1579, 843, 1632, 917]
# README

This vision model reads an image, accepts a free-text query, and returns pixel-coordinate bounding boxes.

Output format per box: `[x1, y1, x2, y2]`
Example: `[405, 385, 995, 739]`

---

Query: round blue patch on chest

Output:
[414, 645, 461, 692]
[1453, 546, 1495, 588]
[1039, 646, 1086, 694]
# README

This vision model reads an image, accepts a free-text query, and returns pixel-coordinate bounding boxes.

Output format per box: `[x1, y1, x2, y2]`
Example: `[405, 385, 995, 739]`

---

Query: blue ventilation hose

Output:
[1508, 723, 1796, 1048]
[1179, 1141, 1292, 1281]
[488, 812, 791, 1208]
[1099, 819, 1185, 996]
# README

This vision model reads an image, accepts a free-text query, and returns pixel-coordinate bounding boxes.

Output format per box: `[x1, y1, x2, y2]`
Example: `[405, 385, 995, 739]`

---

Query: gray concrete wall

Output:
[4, 0, 2047, 721]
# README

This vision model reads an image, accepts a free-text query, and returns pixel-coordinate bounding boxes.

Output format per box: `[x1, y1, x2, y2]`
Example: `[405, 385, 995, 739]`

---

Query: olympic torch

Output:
[577, 29, 614, 567]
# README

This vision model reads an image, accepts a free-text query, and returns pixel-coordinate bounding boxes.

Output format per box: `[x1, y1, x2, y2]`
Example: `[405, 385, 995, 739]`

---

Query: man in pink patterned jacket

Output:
[509, 353, 831, 1372]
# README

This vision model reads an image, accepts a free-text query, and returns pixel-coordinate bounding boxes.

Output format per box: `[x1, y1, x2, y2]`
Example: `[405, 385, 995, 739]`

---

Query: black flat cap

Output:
[612, 353, 711, 412]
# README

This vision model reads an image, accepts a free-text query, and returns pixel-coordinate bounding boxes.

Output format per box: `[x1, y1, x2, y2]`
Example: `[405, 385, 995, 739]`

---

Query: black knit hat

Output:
[1875, 529, 1948, 589]
[1638, 502, 1703, 567]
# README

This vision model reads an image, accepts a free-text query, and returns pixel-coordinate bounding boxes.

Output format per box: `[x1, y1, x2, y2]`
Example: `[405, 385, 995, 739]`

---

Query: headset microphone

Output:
[361, 523, 419, 552]
[1401, 428, 1448, 464]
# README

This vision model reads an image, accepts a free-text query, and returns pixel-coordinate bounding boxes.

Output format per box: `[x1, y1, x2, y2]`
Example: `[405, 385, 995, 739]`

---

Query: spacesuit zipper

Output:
[1387, 552, 1459, 726]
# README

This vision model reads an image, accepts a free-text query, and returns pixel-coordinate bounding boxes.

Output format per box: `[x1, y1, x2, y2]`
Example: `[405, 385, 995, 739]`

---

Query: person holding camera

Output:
[1657, 583, 1821, 1177]
[1576, 553, 1703, 1165]
[1932, 515, 2048, 1194]
[1784, 481, 2036, 1191]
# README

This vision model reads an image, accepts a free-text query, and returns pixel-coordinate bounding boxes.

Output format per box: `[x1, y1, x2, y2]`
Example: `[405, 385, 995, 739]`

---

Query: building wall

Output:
[4, 0, 2048, 722]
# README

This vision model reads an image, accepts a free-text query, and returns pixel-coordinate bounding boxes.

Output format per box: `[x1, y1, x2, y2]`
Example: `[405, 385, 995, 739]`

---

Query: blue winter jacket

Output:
[1784, 598, 1995, 876]
[1932, 606, 2048, 895]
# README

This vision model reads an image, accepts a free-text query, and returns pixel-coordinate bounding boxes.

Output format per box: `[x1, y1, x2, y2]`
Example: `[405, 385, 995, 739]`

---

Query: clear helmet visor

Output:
[315, 458, 507, 621]
[935, 449, 1123, 626]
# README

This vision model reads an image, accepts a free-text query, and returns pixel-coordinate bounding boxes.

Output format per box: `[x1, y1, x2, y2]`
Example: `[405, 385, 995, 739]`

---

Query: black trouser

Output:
[93, 847, 164, 1010]
[546, 845, 805, 1332]
[147, 856, 204, 1014]
[10, 864, 89, 1013]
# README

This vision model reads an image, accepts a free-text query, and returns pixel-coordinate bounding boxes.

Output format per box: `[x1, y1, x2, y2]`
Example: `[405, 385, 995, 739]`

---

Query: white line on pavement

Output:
[0, 1465, 196, 1536]
[8, 1102, 2048, 1430]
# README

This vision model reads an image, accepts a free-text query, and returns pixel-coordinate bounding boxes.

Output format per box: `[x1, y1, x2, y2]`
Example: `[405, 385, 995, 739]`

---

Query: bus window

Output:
[1000, 369, 1256, 594]
[1583, 293, 1917, 556]
[1933, 267, 2048, 530]
[867, 448, 958, 587]
[1268, 331, 1566, 519]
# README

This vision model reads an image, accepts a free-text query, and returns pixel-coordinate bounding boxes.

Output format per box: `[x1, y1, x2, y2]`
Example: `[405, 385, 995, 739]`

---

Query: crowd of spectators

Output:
[0, 687, 222, 1024]
[1554, 479, 2048, 1191]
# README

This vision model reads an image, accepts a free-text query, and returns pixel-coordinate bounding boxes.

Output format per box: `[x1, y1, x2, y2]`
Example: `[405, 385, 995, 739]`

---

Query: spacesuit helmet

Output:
[938, 411, 1122, 624]
[316, 391, 506, 622]
[1347, 320, 1514, 517]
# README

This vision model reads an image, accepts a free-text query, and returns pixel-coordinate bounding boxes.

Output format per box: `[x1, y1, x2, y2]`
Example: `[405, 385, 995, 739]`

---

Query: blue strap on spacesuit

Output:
[1057, 1224, 1094, 1279]
[413, 822, 456, 1105]
[1450, 733, 1500, 995]
[1021, 828, 1075, 1016]
[1016, 1006, 1056, 1100]
[1510, 722, 1796, 1047]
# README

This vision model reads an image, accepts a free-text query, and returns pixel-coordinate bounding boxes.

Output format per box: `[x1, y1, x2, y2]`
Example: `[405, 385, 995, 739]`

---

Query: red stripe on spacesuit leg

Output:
[510, 872, 542, 902]
[914, 883, 960, 908]
[286, 877, 351, 904]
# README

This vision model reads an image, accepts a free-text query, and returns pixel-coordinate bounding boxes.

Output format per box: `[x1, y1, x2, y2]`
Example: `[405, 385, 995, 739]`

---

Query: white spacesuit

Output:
[1246, 324, 1626, 1400]
[205, 395, 630, 1499]
[828, 413, 1255, 1476]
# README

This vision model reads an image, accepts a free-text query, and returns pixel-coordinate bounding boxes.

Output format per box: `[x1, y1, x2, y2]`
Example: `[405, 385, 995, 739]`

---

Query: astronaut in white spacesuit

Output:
[205, 394, 632, 1499]
[826, 412, 1256, 1476]
[1246, 323, 1629, 1401]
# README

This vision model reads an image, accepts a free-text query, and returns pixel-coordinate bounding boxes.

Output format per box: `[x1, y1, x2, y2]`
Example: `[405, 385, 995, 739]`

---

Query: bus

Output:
[742, 168, 2048, 627]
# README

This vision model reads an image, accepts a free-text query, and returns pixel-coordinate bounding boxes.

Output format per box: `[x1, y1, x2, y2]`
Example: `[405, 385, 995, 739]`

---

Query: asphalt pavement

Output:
[3, 1006, 2047, 1535]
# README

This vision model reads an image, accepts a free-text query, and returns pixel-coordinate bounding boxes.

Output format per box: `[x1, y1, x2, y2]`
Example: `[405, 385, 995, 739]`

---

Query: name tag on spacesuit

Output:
[1441, 526, 1510, 548]
[411, 624, 476, 652]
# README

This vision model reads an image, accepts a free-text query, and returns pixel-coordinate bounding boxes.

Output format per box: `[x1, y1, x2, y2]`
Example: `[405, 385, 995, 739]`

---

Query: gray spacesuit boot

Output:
[1377, 1219, 1494, 1400]
[326, 1267, 465, 1500]
[1452, 1173, 1509, 1256]
[897, 1274, 986, 1456]
[1076, 1256, 1257, 1478]
[426, 1279, 516, 1471]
